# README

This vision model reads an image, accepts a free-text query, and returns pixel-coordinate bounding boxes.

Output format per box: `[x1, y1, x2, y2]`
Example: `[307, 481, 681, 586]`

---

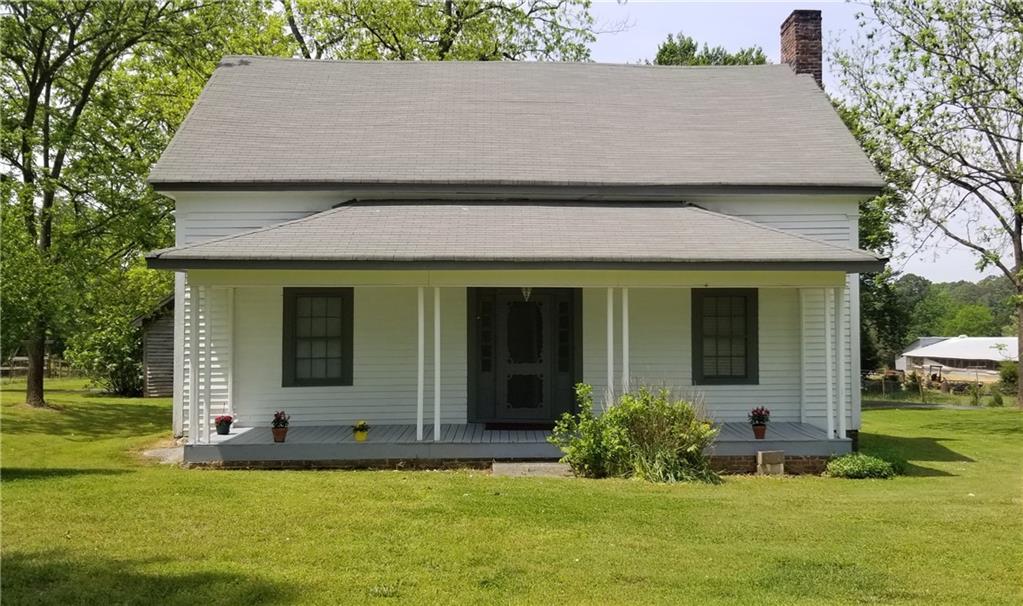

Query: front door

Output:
[468, 288, 580, 424]
[495, 292, 554, 419]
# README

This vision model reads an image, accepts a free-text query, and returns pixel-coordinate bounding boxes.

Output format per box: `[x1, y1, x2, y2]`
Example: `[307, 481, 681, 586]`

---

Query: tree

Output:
[1, 0, 291, 405]
[66, 262, 171, 395]
[835, 1, 1023, 405]
[282, 0, 596, 61]
[653, 32, 766, 66]
[940, 304, 997, 337]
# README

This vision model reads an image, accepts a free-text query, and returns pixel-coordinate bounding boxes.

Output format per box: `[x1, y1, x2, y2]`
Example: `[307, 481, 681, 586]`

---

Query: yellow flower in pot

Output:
[353, 420, 370, 442]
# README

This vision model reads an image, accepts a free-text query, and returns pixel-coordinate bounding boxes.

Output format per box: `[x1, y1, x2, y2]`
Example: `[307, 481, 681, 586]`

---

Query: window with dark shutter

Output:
[282, 288, 353, 387]
[692, 289, 758, 385]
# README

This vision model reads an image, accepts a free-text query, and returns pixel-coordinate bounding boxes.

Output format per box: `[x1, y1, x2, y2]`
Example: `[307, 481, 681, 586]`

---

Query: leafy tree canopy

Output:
[835, 1, 1023, 405]
[653, 32, 766, 66]
[283, 0, 595, 61]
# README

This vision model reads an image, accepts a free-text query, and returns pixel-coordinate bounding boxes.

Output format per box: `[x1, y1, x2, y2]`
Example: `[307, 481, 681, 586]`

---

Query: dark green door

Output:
[468, 288, 580, 424]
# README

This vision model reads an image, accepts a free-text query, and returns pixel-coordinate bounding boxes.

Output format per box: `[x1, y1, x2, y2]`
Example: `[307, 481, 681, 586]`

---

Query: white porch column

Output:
[187, 283, 199, 445]
[203, 287, 213, 444]
[824, 288, 835, 440]
[433, 287, 441, 441]
[226, 287, 235, 419]
[622, 287, 630, 392]
[416, 286, 425, 441]
[835, 284, 848, 438]
[798, 289, 808, 424]
[606, 287, 614, 398]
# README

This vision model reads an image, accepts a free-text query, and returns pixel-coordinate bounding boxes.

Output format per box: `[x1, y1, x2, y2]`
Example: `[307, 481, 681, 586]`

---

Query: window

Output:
[692, 289, 758, 385]
[282, 288, 353, 387]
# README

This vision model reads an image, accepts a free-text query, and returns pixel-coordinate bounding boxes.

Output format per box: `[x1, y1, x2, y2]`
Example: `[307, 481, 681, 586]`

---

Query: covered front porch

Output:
[147, 200, 881, 464]
[184, 421, 850, 465]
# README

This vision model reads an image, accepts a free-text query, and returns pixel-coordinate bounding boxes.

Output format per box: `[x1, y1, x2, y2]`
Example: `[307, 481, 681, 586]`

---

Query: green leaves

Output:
[653, 33, 767, 66]
[283, 0, 595, 61]
[549, 384, 720, 483]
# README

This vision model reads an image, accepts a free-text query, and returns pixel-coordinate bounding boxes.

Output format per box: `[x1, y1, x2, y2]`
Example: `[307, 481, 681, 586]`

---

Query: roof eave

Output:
[146, 179, 885, 197]
[146, 256, 885, 274]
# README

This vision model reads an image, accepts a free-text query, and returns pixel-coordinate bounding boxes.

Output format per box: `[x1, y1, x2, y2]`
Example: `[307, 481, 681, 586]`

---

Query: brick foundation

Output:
[190, 456, 830, 475]
[187, 458, 502, 471]
[710, 455, 828, 475]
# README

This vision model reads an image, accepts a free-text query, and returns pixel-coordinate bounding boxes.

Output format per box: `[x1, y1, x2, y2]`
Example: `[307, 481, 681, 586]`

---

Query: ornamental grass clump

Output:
[549, 384, 719, 483]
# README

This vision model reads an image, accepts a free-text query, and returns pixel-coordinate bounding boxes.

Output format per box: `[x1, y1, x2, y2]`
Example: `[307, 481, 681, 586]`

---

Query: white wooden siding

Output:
[582, 288, 805, 424]
[230, 286, 467, 427]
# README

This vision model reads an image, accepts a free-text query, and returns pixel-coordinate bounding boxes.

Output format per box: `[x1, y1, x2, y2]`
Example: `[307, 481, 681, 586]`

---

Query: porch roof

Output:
[146, 201, 885, 272]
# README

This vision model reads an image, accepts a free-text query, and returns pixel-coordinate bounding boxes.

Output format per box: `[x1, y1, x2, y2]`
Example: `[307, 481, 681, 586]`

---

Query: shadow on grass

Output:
[0, 550, 296, 606]
[1, 468, 133, 482]
[861, 432, 973, 477]
[1, 401, 170, 440]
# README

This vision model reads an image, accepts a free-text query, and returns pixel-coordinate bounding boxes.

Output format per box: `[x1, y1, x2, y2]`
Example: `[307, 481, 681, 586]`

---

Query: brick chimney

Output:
[780, 10, 822, 88]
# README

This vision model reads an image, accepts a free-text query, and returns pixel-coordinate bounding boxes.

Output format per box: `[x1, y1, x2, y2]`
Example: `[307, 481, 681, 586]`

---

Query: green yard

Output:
[2, 379, 1020, 605]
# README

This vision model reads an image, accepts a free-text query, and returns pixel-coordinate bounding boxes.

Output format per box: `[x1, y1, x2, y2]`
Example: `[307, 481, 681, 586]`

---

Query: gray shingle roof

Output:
[149, 57, 883, 190]
[146, 201, 884, 271]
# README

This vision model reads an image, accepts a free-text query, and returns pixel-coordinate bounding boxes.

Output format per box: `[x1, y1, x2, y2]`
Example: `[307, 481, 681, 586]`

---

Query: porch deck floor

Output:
[186, 421, 849, 464]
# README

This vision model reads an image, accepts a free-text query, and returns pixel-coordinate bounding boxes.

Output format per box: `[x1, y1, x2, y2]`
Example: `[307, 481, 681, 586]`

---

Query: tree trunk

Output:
[25, 333, 46, 407]
[1017, 302, 1023, 409]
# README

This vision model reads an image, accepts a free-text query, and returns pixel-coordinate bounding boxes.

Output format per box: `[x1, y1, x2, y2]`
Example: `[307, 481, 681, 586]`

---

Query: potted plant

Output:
[353, 420, 370, 442]
[215, 415, 234, 435]
[272, 410, 290, 443]
[748, 406, 770, 439]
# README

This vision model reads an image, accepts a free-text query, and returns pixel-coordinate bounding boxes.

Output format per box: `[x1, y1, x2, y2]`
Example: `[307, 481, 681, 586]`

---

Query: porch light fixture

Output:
[520, 287, 532, 302]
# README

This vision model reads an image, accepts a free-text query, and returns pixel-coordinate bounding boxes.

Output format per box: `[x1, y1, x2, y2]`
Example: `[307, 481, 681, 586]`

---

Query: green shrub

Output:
[988, 389, 1004, 407]
[998, 361, 1017, 394]
[826, 453, 896, 479]
[549, 384, 719, 483]
[547, 385, 631, 479]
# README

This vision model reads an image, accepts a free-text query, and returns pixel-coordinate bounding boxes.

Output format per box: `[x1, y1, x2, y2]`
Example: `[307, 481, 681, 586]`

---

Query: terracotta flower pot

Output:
[216, 423, 231, 436]
[272, 427, 288, 443]
[752, 424, 766, 439]
[354, 429, 368, 442]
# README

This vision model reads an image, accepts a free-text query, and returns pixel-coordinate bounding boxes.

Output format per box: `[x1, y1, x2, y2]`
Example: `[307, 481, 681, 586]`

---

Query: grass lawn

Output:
[2, 379, 1021, 605]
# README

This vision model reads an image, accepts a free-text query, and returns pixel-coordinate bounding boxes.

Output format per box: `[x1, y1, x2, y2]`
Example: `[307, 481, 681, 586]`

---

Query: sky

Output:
[585, 0, 997, 284]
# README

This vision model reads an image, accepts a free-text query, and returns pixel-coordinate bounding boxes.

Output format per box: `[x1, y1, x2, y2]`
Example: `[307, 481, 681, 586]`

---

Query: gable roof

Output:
[149, 57, 883, 191]
[131, 295, 174, 328]
[903, 337, 1017, 362]
[146, 201, 884, 272]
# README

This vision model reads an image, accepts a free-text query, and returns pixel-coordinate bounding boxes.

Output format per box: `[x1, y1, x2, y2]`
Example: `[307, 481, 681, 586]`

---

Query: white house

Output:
[146, 11, 885, 468]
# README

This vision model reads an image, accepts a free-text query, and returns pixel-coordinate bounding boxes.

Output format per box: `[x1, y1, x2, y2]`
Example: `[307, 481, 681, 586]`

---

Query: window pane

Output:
[297, 318, 312, 337]
[731, 356, 746, 376]
[296, 359, 311, 379]
[311, 317, 326, 336]
[296, 340, 311, 358]
[297, 297, 311, 317]
[311, 297, 326, 317]
[327, 340, 341, 357]
[326, 358, 342, 378]
[310, 359, 326, 378]
[326, 317, 341, 336]
[327, 297, 342, 317]
[311, 339, 326, 358]
[717, 337, 731, 356]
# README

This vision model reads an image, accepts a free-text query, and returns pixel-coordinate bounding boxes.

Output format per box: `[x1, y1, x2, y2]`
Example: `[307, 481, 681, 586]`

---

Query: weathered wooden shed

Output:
[134, 295, 174, 398]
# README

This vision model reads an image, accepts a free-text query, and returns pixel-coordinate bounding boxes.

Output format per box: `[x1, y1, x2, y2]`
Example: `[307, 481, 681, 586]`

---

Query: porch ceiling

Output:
[146, 201, 885, 273]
